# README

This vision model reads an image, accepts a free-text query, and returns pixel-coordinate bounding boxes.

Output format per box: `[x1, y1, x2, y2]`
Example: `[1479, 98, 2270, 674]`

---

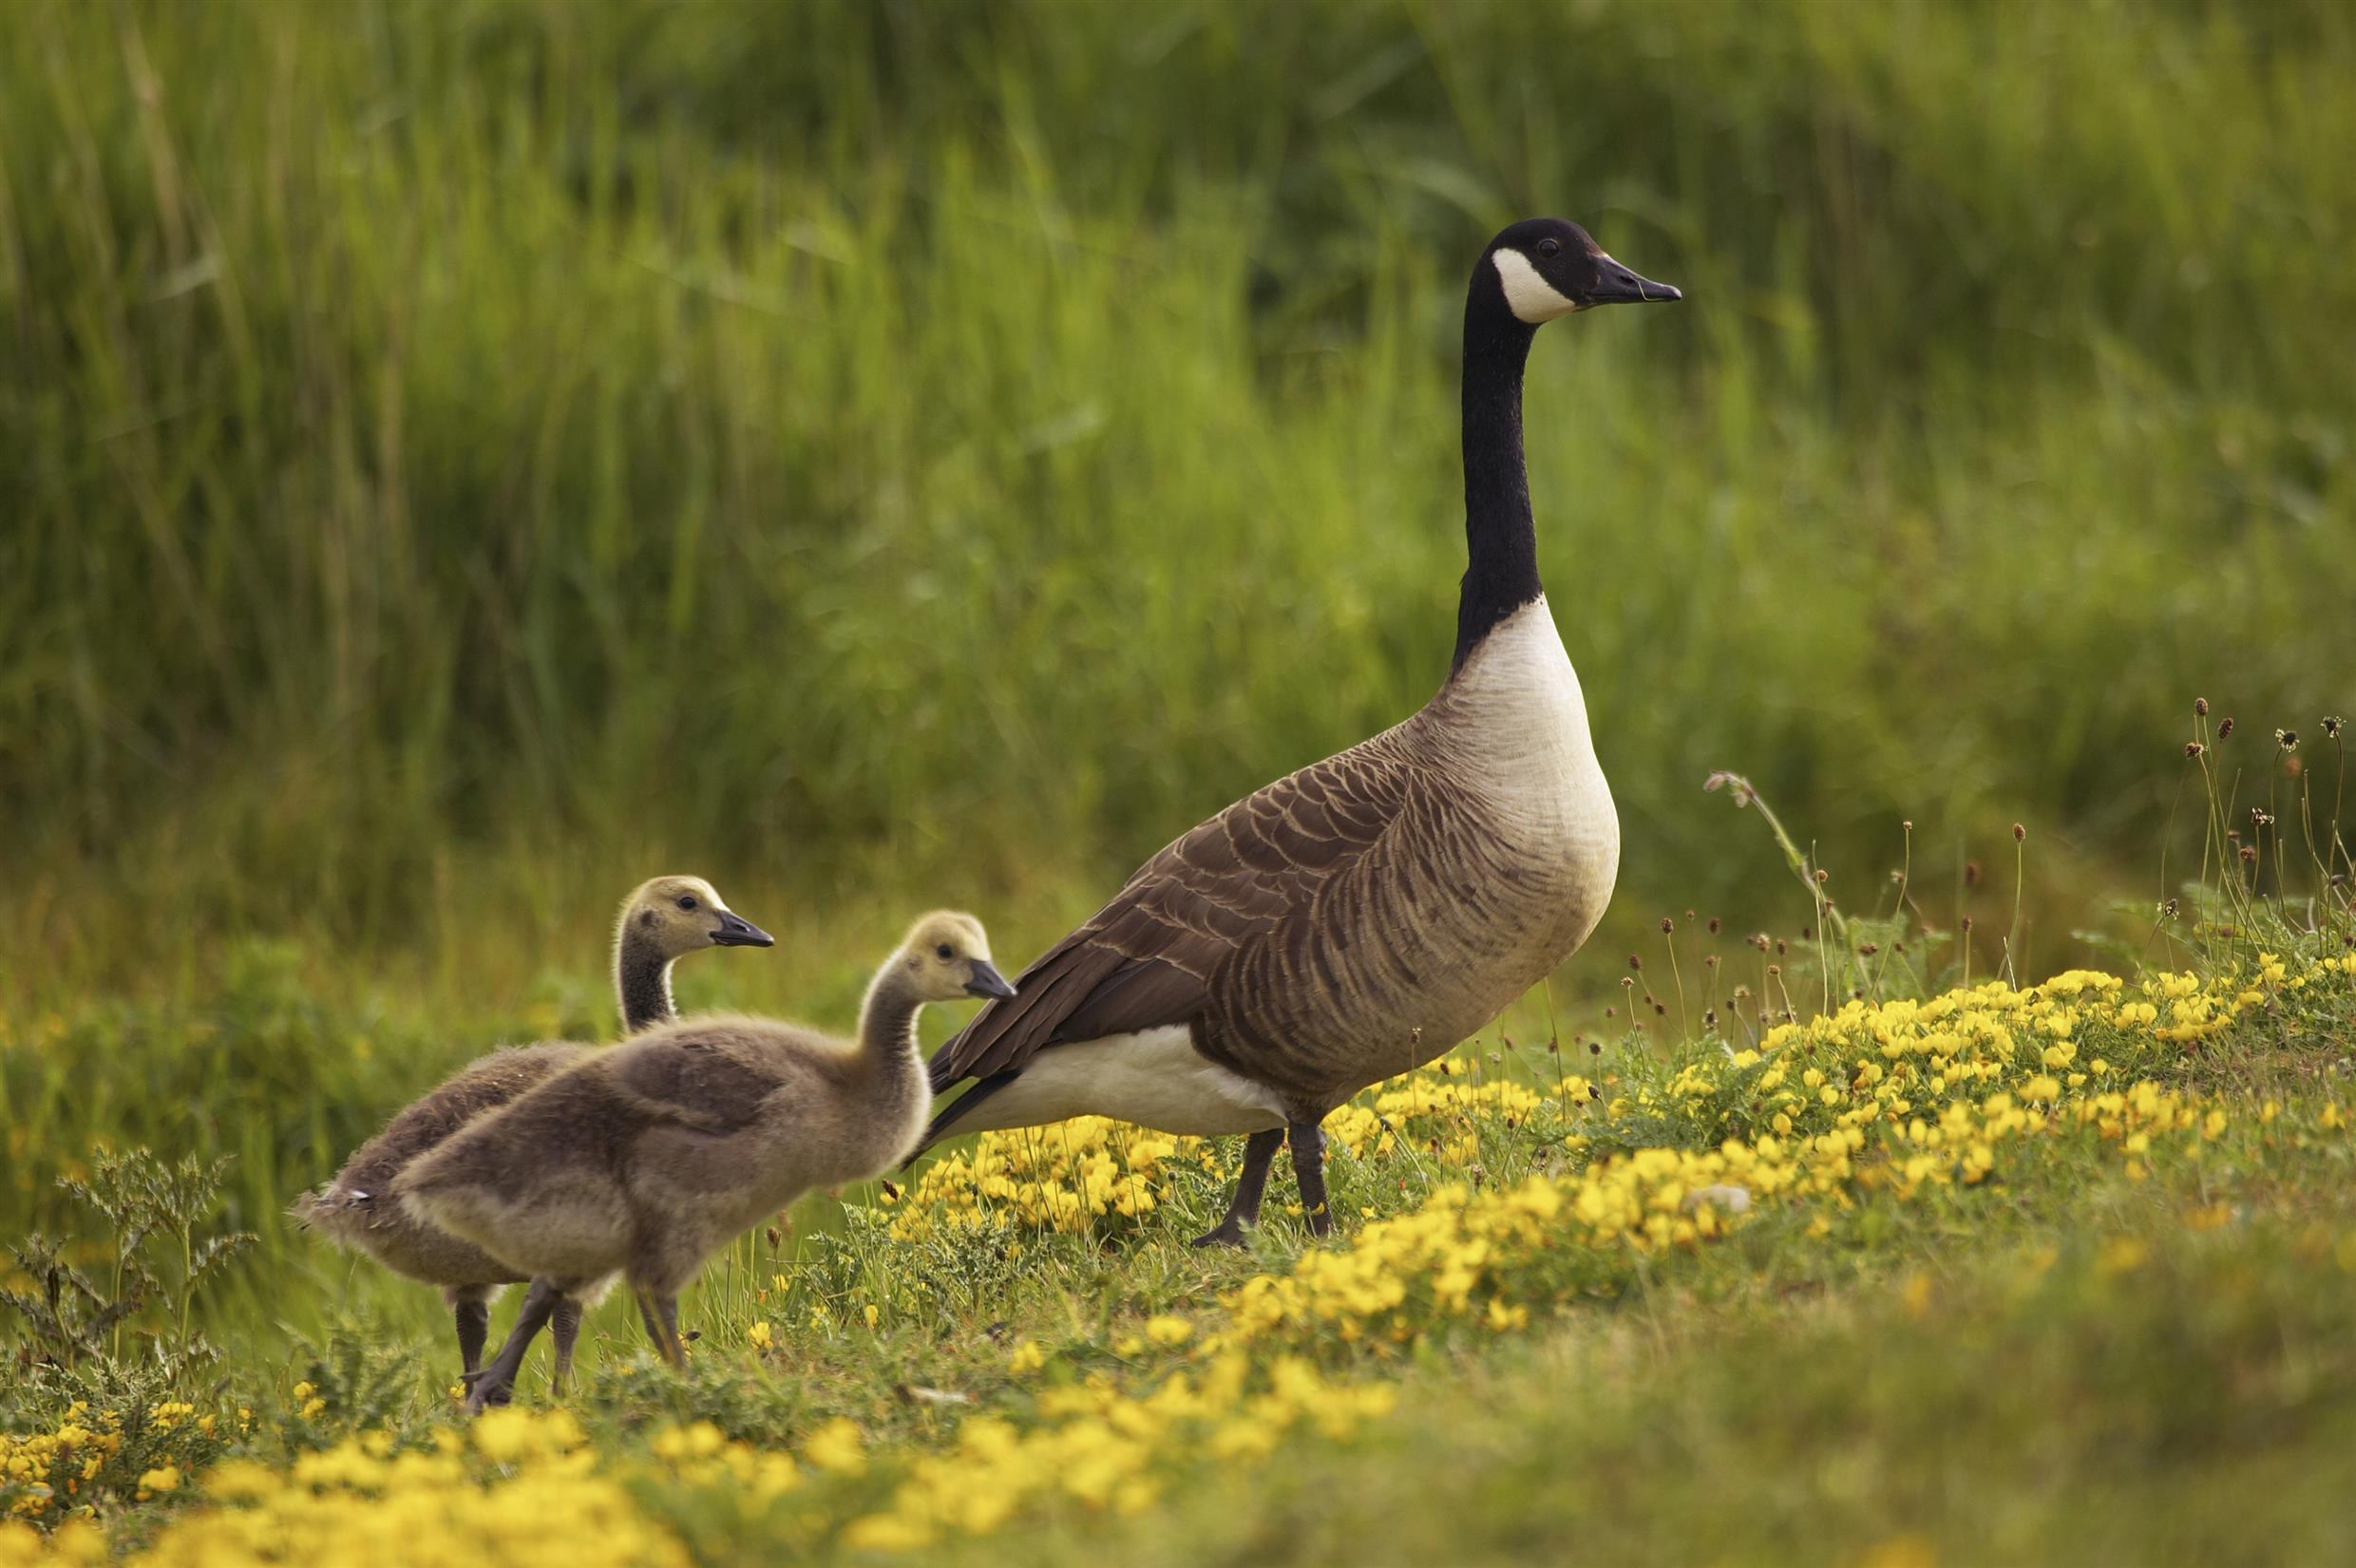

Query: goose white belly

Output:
[944, 1027, 1289, 1138]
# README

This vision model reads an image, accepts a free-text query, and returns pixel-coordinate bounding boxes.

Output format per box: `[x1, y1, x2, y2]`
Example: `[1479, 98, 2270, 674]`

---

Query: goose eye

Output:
[934, 942, 955, 960]
[1536, 237, 1563, 259]
[677, 896, 698, 912]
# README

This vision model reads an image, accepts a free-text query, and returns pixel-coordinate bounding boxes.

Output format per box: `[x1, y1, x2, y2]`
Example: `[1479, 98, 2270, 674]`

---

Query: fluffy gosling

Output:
[294, 876, 771, 1396]
[396, 912, 1012, 1387]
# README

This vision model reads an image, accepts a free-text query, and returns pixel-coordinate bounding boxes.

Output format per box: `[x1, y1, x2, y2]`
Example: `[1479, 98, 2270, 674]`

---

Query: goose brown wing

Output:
[929, 733, 1416, 1089]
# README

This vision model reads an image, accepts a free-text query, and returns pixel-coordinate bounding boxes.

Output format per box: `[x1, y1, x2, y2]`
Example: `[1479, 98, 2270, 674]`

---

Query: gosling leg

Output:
[655, 1294, 688, 1369]
[636, 1286, 688, 1370]
[1190, 1128, 1285, 1248]
[466, 1278, 559, 1415]
[1288, 1120, 1333, 1237]
[548, 1294, 585, 1397]
[451, 1291, 491, 1381]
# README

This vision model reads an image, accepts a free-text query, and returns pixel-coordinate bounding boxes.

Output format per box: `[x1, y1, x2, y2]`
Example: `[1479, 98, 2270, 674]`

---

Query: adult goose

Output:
[922, 217, 1678, 1244]
[295, 877, 771, 1394]
[398, 912, 1016, 1390]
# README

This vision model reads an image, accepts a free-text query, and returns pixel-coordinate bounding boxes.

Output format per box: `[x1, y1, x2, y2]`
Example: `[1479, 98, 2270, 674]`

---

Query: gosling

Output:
[294, 876, 772, 1395]
[396, 912, 1013, 1381]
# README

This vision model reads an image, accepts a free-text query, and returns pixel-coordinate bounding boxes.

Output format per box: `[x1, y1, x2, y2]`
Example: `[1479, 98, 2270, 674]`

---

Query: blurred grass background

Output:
[6, 0, 2353, 992]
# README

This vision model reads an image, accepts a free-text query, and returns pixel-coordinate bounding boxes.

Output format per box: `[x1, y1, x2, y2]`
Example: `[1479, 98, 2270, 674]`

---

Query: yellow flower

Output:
[138, 1464, 181, 1493]
[2096, 1237, 2151, 1277]
[1143, 1315, 1193, 1347]
[803, 1417, 865, 1475]
[748, 1321, 774, 1351]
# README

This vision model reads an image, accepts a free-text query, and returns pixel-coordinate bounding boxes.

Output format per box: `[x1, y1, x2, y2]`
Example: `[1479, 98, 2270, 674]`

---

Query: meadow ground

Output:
[6, 819, 2353, 1564]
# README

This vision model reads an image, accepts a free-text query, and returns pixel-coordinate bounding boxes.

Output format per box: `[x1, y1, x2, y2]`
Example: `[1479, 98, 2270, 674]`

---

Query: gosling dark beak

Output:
[712, 911, 775, 948]
[1588, 255, 1681, 306]
[964, 960, 1017, 1001]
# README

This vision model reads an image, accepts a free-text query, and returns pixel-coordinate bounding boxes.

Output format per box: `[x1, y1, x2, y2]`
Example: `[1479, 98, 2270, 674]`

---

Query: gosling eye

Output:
[677, 896, 698, 912]
[934, 942, 955, 961]
[1536, 236, 1562, 258]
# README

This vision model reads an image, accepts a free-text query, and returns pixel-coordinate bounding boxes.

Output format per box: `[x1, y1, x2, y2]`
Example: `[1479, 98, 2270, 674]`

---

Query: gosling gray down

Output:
[394, 911, 1016, 1378]
[294, 876, 772, 1396]
[923, 217, 1680, 1244]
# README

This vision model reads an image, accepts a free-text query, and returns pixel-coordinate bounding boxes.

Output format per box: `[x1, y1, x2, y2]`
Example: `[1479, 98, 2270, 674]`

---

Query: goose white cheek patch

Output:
[1492, 247, 1580, 323]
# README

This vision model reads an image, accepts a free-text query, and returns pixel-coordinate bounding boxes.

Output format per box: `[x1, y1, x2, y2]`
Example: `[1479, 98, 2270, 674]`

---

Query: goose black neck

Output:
[1451, 283, 1542, 673]
[616, 946, 676, 1033]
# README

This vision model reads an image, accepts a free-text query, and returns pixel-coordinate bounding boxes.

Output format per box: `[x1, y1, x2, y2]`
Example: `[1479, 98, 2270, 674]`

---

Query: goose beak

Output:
[1588, 255, 1681, 306]
[712, 911, 775, 948]
[964, 960, 1017, 1001]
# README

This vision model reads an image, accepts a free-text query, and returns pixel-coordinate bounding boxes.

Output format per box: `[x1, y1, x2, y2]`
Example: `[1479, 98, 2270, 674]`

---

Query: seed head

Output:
[1628, 954, 1643, 971]
[2184, 741, 2205, 758]
[2275, 728, 2298, 752]
[1962, 915, 1974, 932]
[1661, 916, 1675, 934]
[2239, 844, 2258, 863]
[2012, 822, 2026, 841]
[2324, 715, 2344, 739]
[1707, 916, 1721, 934]
[2218, 716, 2235, 738]
[1966, 860, 1983, 888]
[1858, 942, 1879, 956]
[2194, 697, 2209, 716]
[1813, 868, 1829, 883]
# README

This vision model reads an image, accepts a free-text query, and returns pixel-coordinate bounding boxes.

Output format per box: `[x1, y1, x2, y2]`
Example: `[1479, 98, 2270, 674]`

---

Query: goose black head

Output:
[1481, 217, 1681, 325]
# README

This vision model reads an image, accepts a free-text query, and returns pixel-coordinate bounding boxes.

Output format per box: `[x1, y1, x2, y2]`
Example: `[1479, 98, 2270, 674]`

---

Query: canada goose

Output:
[294, 876, 772, 1395]
[922, 217, 1679, 1244]
[395, 912, 1015, 1388]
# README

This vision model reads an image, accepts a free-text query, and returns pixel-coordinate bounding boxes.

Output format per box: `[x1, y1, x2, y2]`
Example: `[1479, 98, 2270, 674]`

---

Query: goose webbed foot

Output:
[1188, 1218, 1248, 1249]
[1288, 1121, 1333, 1237]
[1189, 1127, 1284, 1247]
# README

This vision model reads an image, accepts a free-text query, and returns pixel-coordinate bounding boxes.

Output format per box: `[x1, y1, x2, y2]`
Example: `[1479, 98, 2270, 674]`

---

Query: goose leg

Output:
[451, 1291, 491, 1380]
[655, 1294, 688, 1369]
[1190, 1128, 1285, 1248]
[466, 1278, 559, 1415]
[1288, 1120, 1333, 1237]
[548, 1294, 584, 1397]
[636, 1287, 688, 1370]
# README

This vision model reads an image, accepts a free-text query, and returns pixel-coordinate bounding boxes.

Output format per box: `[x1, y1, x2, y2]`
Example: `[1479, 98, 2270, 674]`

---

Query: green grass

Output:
[913, 1212, 2356, 1568]
[11, 916, 2351, 1565]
